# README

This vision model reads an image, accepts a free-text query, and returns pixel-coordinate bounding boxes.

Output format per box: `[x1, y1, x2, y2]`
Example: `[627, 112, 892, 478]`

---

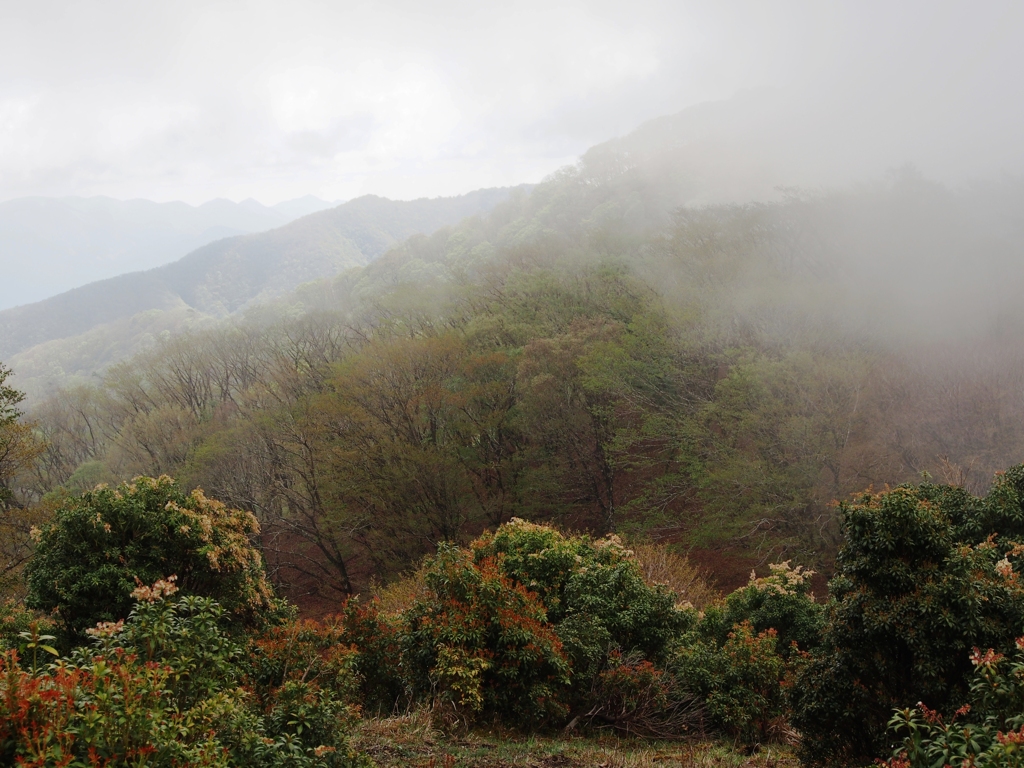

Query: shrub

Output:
[672, 620, 787, 744]
[791, 471, 1024, 766]
[337, 598, 408, 714]
[581, 649, 704, 739]
[25, 475, 274, 641]
[471, 518, 599, 622]
[402, 542, 571, 725]
[699, 561, 823, 659]
[0, 646, 227, 767]
[239, 614, 369, 766]
[667, 560, 819, 745]
[248, 618, 358, 702]
[0, 582, 371, 768]
[0, 599, 58, 658]
[472, 519, 688, 688]
[885, 640, 1024, 768]
[370, 562, 429, 616]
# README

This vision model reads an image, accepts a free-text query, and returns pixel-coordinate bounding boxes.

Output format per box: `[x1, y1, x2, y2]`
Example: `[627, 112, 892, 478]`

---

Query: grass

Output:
[352, 711, 800, 767]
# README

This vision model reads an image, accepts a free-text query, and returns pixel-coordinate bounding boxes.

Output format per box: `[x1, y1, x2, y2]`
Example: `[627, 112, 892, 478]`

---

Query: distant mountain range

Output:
[1, 186, 529, 398]
[0, 194, 341, 310]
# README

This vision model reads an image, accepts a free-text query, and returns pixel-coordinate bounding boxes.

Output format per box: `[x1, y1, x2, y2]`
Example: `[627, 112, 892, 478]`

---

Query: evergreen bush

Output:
[25, 475, 274, 641]
[402, 542, 571, 724]
[791, 470, 1024, 766]
[0, 582, 371, 767]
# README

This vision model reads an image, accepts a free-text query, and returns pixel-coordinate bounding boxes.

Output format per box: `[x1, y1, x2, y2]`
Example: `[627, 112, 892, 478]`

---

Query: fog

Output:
[2, 0, 1023, 205]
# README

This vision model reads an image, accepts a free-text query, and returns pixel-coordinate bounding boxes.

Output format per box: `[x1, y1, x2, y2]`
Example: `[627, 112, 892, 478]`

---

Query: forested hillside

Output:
[2, 187, 527, 400]
[5, 126, 1024, 605]
[4, 99, 1024, 768]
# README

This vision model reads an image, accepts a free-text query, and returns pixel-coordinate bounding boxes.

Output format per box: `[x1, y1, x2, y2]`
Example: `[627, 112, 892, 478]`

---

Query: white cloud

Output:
[0, 0, 1022, 204]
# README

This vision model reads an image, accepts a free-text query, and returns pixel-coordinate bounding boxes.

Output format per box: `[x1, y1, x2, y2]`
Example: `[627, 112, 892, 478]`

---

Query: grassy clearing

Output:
[352, 711, 799, 767]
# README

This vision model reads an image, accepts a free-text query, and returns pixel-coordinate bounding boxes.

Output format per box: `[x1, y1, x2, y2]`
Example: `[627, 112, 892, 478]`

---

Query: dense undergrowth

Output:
[4, 467, 1024, 766]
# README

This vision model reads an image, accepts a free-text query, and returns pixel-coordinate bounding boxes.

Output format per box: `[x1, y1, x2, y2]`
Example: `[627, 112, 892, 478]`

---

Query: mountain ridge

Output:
[0, 186, 530, 394]
[0, 193, 342, 310]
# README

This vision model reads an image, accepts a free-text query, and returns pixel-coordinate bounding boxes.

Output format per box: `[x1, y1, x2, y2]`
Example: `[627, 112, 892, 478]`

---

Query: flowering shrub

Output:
[25, 476, 274, 641]
[885, 639, 1024, 767]
[711, 561, 823, 658]
[472, 519, 687, 687]
[106, 583, 243, 709]
[403, 542, 570, 725]
[471, 519, 604, 622]
[0, 581, 372, 767]
[792, 471, 1024, 766]
[672, 620, 787, 744]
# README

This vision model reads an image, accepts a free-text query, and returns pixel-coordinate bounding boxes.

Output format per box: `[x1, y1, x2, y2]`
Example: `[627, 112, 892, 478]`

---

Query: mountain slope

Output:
[0, 195, 340, 310]
[1, 186, 527, 395]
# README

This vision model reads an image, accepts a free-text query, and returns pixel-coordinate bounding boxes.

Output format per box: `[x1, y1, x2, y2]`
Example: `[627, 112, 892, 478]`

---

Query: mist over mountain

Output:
[8, 86, 1024, 402]
[0, 194, 340, 311]
[15, 95, 1024, 593]
[6, 7, 1024, 765]
[1, 186, 527, 397]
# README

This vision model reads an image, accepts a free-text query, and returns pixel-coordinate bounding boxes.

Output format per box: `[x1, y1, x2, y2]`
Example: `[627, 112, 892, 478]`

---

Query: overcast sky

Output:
[2, 0, 1023, 205]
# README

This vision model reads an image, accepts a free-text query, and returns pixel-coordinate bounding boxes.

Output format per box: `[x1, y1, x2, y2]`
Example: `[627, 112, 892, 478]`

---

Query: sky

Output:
[1, 0, 1023, 205]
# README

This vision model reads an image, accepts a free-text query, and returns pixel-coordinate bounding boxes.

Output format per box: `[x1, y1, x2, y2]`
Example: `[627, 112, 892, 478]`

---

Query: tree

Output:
[0, 363, 44, 594]
[686, 348, 868, 562]
[0, 363, 40, 506]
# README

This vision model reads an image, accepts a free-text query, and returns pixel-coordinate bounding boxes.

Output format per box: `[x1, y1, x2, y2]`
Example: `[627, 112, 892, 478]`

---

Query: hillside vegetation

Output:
[7, 147, 1024, 596]
[2, 187, 527, 399]
[4, 102, 1024, 766]
[4, 471, 1024, 766]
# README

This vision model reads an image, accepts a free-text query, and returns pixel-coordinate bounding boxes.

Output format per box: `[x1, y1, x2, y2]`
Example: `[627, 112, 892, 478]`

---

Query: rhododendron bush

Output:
[792, 467, 1024, 766]
[25, 475, 274, 642]
[0, 582, 371, 767]
[884, 640, 1024, 767]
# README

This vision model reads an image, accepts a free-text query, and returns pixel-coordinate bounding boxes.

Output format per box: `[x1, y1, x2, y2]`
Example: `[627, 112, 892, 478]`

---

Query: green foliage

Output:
[402, 541, 571, 724]
[248, 617, 361, 710]
[0, 362, 44, 593]
[337, 598, 408, 714]
[698, 561, 823, 658]
[885, 641, 1024, 768]
[472, 519, 688, 688]
[25, 475, 274, 641]
[104, 589, 243, 709]
[0, 587, 372, 767]
[0, 599, 57, 655]
[672, 621, 787, 744]
[677, 348, 869, 555]
[791, 471, 1024, 766]
[668, 561, 821, 744]
[0, 362, 24, 425]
